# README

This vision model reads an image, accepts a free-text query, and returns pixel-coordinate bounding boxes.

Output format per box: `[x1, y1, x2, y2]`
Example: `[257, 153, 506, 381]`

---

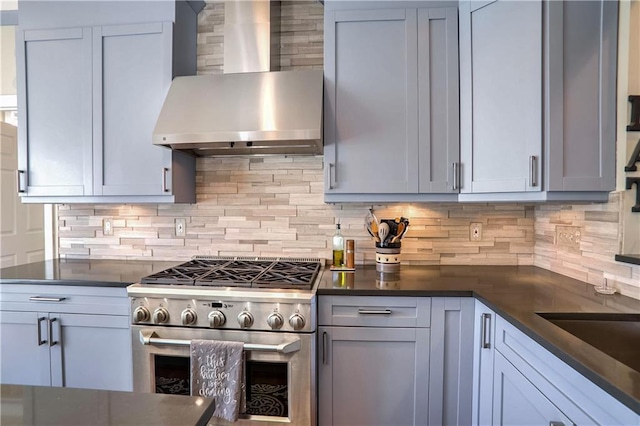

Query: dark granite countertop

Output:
[317, 265, 640, 415]
[0, 259, 180, 288]
[0, 384, 214, 426]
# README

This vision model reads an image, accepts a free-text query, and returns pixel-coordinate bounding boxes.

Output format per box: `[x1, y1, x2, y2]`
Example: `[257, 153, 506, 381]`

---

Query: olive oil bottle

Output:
[332, 223, 344, 267]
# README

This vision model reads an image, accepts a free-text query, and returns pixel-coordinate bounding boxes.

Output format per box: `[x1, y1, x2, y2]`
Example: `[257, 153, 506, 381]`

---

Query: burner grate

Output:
[141, 257, 322, 290]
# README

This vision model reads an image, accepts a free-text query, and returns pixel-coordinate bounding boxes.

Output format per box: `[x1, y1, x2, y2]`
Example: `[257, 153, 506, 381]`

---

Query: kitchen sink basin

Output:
[537, 312, 640, 372]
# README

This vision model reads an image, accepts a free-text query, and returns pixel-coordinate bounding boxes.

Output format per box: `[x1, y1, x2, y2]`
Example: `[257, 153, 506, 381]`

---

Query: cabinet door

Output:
[492, 351, 573, 426]
[428, 298, 473, 426]
[324, 9, 418, 194]
[417, 7, 459, 193]
[93, 22, 173, 196]
[49, 313, 132, 391]
[460, 1, 542, 193]
[16, 27, 93, 197]
[472, 300, 495, 426]
[545, 0, 617, 191]
[0, 311, 51, 386]
[318, 326, 429, 426]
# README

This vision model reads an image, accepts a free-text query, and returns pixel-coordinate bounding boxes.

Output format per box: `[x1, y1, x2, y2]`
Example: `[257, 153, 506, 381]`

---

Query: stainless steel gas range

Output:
[127, 256, 323, 426]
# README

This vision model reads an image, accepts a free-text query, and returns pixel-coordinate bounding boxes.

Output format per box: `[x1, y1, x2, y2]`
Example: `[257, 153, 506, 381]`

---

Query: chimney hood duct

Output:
[153, 0, 324, 156]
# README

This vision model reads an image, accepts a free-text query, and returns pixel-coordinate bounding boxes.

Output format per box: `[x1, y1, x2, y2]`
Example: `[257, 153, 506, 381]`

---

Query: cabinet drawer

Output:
[318, 296, 430, 327]
[494, 316, 638, 425]
[0, 284, 129, 316]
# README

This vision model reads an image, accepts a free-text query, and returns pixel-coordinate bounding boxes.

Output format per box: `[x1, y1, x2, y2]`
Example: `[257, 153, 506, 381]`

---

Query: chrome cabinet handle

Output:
[322, 331, 328, 365]
[549, 422, 564, 426]
[162, 168, 170, 193]
[16, 170, 26, 193]
[37, 317, 47, 346]
[326, 162, 335, 190]
[482, 313, 492, 349]
[139, 330, 300, 354]
[48, 318, 58, 347]
[529, 156, 538, 187]
[452, 162, 460, 190]
[358, 309, 392, 315]
[29, 296, 66, 302]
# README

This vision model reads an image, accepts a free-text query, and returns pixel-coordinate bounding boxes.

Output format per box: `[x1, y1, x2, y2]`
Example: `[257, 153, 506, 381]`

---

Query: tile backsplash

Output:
[56, 0, 639, 300]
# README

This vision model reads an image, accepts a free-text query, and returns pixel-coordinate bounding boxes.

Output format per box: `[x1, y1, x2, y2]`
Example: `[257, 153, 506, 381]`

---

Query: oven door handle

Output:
[139, 330, 301, 354]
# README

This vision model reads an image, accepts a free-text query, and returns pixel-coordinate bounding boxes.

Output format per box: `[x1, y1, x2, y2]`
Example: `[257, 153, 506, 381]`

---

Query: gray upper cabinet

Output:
[459, 0, 542, 195]
[16, 28, 94, 197]
[16, 1, 199, 204]
[459, 0, 617, 202]
[324, 3, 459, 203]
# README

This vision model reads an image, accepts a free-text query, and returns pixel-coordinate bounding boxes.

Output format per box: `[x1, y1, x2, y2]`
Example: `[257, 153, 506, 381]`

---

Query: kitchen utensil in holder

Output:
[376, 245, 401, 272]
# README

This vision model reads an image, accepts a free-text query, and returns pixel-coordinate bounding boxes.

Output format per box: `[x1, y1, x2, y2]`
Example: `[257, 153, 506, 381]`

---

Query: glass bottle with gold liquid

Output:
[332, 223, 344, 267]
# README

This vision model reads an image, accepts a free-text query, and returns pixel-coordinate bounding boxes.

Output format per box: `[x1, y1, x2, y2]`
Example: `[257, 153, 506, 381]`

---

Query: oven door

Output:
[132, 325, 315, 426]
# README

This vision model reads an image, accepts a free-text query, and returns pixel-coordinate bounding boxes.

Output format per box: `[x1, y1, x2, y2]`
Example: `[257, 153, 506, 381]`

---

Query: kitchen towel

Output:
[191, 339, 244, 422]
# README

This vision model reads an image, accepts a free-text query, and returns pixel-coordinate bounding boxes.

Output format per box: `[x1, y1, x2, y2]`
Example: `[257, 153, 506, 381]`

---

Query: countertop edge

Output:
[0, 279, 131, 288]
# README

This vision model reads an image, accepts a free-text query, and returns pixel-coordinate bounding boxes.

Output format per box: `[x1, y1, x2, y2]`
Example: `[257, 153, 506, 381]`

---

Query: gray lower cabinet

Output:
[471, 300, 495, 426]
[318, 326, 430, 425]
[318, 296, 474, 426]
[492, 351, 573, 426]
[323, 4, 459, 203]
[428, 297, 474, 426]
[473, 304, 639, 426]
[16, 6, 197, 203]
[459, 0, 617, 202]
[0, 285, 132, 392]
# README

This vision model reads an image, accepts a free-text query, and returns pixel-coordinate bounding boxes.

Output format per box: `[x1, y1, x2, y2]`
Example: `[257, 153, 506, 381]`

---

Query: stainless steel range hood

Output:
[153, 0, 323, 156]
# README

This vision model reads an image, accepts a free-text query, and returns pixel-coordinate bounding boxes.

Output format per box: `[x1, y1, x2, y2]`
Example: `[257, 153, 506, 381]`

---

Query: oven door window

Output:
[154, 355, 190, 395]
[152, 355, 290, 418]
[245, 361, 288, 417]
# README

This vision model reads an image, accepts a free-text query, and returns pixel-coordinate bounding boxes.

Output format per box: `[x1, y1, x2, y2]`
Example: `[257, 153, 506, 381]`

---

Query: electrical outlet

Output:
[175, 218, 186, 237]
[103, 218, 114, 236]
[470, 223, 482, 241]
[556, 226, 581, 250]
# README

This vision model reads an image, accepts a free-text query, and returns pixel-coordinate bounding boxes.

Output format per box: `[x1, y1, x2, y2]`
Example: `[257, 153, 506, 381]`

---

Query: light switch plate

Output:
[103, 218, 114, 236]
[470, 223, 482, 241]
[175, 218, 186, 237]
[556, 226, 581, 250]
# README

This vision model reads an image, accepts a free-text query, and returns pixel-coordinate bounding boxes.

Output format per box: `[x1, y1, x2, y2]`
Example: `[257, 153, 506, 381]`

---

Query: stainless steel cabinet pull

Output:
[529, 156, 538, 187]
[37, 317, 47, 346]
[322, 332, 328, 365]
[452, 162, 460, 190]
[139, 330, 300, 354]
[162, 168, 170, 193]
[357, 309, 392, 315]
[48, 318, 58, 347]
[549, 422, 565, 426]
[29, 296, 66, 302]
[326, 163, 335, 190]
[16, 170, 26, 193]
[482, 313, 492, 349]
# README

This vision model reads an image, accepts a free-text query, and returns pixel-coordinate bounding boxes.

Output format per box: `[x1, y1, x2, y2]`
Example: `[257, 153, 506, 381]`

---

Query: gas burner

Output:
[139, 257, 323, 290]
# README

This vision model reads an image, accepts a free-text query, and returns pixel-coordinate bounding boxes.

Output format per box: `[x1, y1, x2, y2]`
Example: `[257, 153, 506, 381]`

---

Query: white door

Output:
[0, 121, 45, 267]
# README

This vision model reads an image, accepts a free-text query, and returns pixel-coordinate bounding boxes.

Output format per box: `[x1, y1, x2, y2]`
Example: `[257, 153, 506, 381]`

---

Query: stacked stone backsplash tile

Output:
[58, 156, 535, 265]
[535, 192, 640, 300]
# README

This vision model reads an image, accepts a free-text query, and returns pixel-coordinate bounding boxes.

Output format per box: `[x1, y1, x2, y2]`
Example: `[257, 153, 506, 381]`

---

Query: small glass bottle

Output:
[332, 223, 344, 267]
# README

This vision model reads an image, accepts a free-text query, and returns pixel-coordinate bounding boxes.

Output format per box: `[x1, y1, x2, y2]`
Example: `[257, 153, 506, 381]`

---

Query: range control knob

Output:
[237, 312, 254, 328]
[181, 309, 197, 325]
[133, 306, 150, 323]
[208, 311, 226, 328]
[267, 313, 284, 330]
[153, 307, 170, 324]
[289, 313, 306, 331]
